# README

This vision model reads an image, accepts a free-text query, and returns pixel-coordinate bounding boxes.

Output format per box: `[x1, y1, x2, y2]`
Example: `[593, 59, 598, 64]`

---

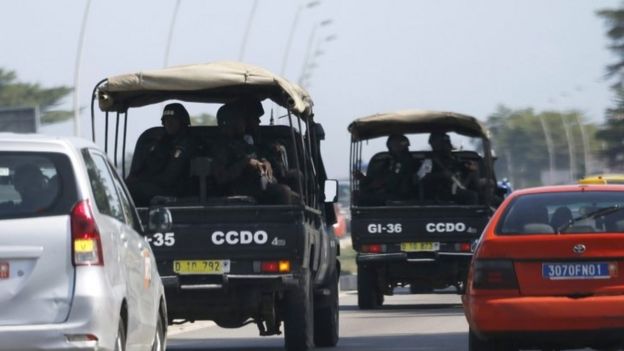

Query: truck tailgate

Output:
[140, 205, 305, 276]
[351, 205, 490, 246]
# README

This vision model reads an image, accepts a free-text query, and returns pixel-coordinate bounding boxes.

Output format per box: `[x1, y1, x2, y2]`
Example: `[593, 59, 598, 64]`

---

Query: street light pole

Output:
[73, 0, 93, 137]
[538, 114, 556, 184]
[239, 0, 259, 61]
[576, 114, 591, 175]
[280, 0, 320, 76]
[164, 0, 182, 68]
[560, 113, 576, 181]
[298, 19, 332, 85]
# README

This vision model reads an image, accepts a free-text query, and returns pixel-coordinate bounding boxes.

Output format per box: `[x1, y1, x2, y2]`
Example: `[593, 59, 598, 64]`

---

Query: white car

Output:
[0, 133, 167, 351]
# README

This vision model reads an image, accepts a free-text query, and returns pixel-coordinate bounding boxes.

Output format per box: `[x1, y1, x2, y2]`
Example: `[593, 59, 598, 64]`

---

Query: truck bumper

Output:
[357, 252, 472, 264]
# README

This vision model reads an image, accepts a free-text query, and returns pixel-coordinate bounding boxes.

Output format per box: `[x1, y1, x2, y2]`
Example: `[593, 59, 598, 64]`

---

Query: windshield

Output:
[0, 152, 78, 219]
[497, 191, 624, 235]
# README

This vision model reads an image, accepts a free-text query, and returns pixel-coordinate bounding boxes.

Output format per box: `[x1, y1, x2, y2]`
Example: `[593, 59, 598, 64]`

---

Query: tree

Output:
[190, 113, 217, 126]
[486, 106, 598, 188]
[596, 5, 624, 170]
[0, 68, 72, 124]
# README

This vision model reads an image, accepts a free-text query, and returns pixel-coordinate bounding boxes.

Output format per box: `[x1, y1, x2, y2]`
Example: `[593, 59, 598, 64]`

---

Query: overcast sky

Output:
[1, 0, 620, 177]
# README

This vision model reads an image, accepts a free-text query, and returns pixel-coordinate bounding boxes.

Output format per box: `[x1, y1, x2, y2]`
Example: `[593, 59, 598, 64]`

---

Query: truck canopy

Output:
[96, 61, 313, 119]
[347, 110, 489, 141]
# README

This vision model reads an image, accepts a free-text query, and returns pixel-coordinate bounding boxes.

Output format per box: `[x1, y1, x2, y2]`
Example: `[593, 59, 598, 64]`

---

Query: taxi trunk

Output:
[479, 234, 624, 297]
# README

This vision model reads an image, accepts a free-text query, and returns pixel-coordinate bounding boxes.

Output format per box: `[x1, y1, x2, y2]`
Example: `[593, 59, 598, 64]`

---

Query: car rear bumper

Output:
[465, 294, 624, 335]
[0, 295, 119, 351]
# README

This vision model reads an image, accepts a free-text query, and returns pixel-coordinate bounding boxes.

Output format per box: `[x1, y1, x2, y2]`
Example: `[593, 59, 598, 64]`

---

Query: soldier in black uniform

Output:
[354, 134, 417, 205]
[419, 132, 480, 204]
[126, 103, 195, 206]
[212, 101, 296, 204]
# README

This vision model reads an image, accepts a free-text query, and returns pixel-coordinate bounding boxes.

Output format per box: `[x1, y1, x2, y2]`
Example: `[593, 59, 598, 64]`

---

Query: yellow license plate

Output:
[173, 260, 230, 275]
[400, 242, 440, 252]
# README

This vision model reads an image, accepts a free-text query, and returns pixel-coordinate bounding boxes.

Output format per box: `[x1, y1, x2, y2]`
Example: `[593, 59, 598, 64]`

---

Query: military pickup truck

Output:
[348, 110, 503, 309]
[91, 62, 340, 351]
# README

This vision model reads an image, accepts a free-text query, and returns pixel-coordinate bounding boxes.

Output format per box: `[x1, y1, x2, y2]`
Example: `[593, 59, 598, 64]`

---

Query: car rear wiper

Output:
[557, 205, 624, 233]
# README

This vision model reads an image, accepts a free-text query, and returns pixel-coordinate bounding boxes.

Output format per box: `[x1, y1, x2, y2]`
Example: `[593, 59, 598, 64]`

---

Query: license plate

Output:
[0, 262, 8, 279]
[400, 242, 440, 252]
[173, 260, 230, 275]
[542, 262, 617, 280]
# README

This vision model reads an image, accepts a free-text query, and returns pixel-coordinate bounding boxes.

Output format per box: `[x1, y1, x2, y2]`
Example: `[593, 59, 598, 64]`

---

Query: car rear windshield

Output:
[0, 152, 78, 219]
[497, 191, 624, 235]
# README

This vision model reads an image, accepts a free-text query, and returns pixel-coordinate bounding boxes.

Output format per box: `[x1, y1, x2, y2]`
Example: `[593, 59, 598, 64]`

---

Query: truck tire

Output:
[314, 268, 339, 347]
[284, 270, 314, 351]
[357, 265, 379, 309]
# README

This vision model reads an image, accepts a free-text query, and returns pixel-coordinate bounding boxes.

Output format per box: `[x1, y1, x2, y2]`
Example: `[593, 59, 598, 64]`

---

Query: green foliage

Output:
[0, 68, 72, 125]
[190, 113, 217, 126]
[487, 106, 597, 188]
[596, 5, 624, 170]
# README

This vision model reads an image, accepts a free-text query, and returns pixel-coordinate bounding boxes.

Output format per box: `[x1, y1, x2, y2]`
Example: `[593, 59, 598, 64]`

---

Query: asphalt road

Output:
[166, 290, 471, 351]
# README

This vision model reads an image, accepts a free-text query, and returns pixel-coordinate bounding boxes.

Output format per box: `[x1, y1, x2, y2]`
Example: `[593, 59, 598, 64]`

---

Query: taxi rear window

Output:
[497, 191, 624, 235]
[0, 152, 78, 219]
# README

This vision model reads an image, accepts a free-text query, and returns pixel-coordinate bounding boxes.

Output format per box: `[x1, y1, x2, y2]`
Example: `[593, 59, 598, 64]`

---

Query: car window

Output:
[497, 191, 624, 235]
[0, 152, 78, 219]
[82, 150, 124, 222]
[108, 161, 141, 231]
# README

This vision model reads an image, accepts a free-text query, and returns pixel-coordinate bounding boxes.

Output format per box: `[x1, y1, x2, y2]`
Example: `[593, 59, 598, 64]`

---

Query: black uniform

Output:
[126, 132, 194, 206]
[359, 150, 416, 205]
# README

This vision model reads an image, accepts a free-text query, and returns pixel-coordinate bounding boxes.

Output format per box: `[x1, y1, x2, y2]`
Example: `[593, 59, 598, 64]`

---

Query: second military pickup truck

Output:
[348, 110, 504, 309]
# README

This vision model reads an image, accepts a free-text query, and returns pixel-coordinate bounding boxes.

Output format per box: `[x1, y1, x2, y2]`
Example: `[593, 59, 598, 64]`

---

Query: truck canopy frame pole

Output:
[287, 111, 305, 203]
[104, 112, 109, 153]
[122, 112, 128, 177]
[114, 112, 120, 168]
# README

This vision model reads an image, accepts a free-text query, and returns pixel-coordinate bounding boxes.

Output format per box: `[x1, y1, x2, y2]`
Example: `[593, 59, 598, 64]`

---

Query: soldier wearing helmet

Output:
[354, 134, 417, 205]
[126, 103, 195, 205]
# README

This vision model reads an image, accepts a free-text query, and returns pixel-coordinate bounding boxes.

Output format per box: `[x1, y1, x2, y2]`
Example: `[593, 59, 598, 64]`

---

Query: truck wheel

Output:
[314, 269, 339, 347]
[357, 265, 379, 309]
[284, 270, 314, 351]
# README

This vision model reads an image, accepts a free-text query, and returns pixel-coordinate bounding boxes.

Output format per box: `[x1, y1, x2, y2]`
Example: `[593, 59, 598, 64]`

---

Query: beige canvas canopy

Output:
[97, 61, 313, 118]
[348, 110, 489, 141]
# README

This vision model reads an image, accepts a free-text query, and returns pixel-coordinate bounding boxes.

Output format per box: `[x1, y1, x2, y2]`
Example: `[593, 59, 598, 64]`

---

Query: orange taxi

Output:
[463, 184, 624, 351]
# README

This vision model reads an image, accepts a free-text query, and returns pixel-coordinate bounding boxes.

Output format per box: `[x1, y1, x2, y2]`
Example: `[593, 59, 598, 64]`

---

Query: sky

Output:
[0, 0, 621, 178]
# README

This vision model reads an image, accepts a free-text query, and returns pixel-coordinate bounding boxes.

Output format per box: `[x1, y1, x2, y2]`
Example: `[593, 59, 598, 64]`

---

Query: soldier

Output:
[126, 103, 194, 206]
[212, 101, 296, 204]
[419, 132, 480, 204]
[354, 134, 417, 205]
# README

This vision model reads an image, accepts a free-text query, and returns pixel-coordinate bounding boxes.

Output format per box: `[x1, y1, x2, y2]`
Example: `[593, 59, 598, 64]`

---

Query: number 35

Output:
[151, 232, 175, 247]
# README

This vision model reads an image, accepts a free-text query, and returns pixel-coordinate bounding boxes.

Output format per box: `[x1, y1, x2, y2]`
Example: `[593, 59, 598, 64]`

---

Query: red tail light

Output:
[259, 260, 291, 273]
[360, 244, 385, 253]
[71, 200, 103, 266]
[455, 243, 472, 252]
[472, 260, 518, 290]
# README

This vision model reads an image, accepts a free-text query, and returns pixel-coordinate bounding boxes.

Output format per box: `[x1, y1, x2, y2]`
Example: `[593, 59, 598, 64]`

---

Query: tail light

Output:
[472, 260, 518, 290]
[360, 244, 386, 253]
[454, 242, 472, 252]
[258, 260, 291, 273]
[71, 200, 103, 266]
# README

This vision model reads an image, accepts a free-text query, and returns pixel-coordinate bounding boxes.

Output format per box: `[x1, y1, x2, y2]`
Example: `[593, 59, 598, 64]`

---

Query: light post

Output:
[298, 19, 332, 83]
[299, 34, 336, 88]
[239, 0, 259, 61]
[280, 0, 321, 76]
[73, 0, 93, 137]
[538, 114, 556, 184]
[576, 114, 591, 175]
[560, 113, 577, 181]
[164, 0, 182, 68]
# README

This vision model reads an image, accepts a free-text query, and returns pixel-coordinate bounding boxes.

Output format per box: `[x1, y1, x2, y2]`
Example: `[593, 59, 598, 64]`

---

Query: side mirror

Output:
[148, 207, 172, 232]
[324, 179, 338, 203]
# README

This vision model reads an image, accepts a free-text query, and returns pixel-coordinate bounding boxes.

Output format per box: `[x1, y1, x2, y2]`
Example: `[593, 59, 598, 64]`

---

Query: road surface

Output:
[167, 290, 470, 351]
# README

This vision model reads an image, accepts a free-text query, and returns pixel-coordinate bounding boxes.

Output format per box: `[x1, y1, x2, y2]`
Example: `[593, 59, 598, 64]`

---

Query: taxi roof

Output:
[510, 184, 624, 197]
